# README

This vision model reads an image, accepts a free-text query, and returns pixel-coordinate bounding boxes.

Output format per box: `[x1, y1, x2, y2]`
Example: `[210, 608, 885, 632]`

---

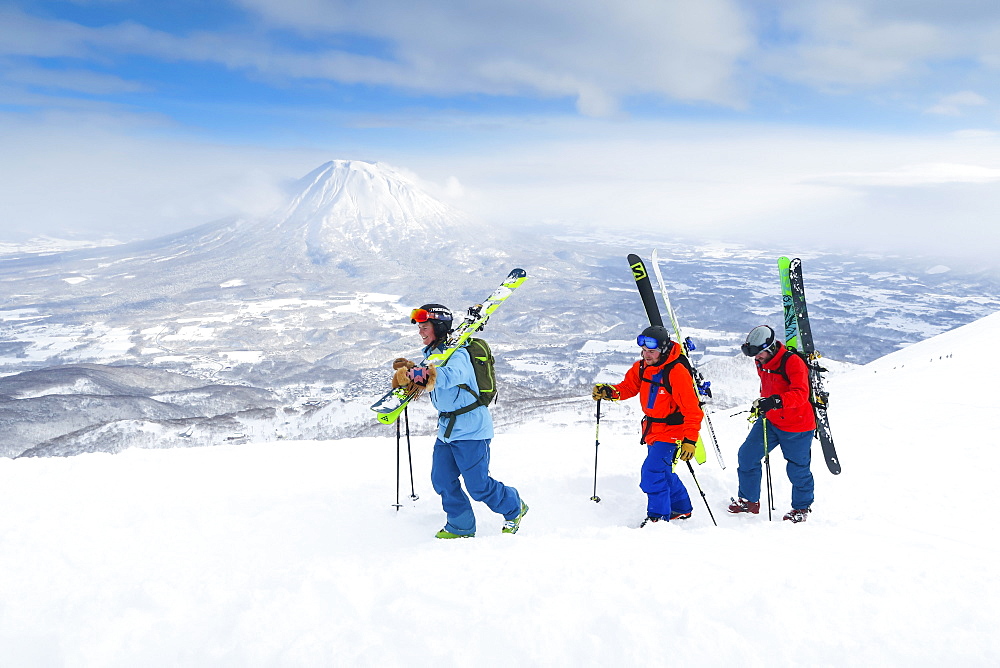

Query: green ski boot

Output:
[435, 528, 474, 539]
[502, 501, 529, 534]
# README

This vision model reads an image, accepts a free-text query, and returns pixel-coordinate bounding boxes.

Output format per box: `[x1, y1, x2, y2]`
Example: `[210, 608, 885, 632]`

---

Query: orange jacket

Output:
[757, 344, 816, 433]
[613, 341, 703, 445]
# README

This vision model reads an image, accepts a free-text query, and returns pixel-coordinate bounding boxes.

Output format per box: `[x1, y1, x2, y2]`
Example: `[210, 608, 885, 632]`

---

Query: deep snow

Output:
[2, 313, 999, 666]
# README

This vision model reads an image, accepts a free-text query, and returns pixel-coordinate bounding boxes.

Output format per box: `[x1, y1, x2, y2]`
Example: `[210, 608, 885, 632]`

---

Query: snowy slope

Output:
[0, 313, 997, 665]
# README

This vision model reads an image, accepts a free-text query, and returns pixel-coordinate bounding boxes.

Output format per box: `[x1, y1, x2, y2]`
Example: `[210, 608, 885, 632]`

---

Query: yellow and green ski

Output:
[371, 268, 527, 425]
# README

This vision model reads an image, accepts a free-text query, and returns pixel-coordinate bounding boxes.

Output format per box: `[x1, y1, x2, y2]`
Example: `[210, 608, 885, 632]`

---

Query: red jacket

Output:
[613, 341, 703, 445]
[757, 344, 816, 433]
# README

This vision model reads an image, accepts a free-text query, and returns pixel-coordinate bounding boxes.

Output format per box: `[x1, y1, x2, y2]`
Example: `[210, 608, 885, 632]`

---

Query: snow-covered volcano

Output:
[266, 160, 467, 262]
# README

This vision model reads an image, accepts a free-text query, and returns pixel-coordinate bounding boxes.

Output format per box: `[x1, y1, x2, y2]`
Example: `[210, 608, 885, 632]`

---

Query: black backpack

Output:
[761, 347, 823, 384]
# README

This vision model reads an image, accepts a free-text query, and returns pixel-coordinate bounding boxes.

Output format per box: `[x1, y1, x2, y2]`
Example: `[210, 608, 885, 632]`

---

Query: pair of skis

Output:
[778, 257, 841, 475]
[369, 268, 528, 425]
[627, 252, 726, 470]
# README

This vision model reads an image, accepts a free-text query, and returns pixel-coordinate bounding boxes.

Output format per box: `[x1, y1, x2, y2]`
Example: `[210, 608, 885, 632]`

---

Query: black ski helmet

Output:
[741, 325, 779, 356]
[638, 325, 672, 353]
[411, 303, 454, 340]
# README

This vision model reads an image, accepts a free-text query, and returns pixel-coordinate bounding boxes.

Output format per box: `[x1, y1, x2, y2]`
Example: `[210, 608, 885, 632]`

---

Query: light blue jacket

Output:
[425, 343, 494, 442]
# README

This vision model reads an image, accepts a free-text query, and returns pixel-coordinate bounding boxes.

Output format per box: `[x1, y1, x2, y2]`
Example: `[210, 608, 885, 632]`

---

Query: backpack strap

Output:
[758, 348, 793, 383]
[438, 383, 487, 440]
[638, 355, 693, 394]
[637, 355, 692, 443]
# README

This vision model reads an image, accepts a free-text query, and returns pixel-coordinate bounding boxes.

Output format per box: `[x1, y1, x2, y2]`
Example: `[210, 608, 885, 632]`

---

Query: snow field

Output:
[2, 312, 1000, 665]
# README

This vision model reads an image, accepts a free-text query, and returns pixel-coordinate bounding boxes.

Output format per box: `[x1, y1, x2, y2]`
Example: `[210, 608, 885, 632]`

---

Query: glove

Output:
[393, 358, 416, 371]
[753, 395, 782, 414]
[592, 384, 618, 401]
[392, 366, 410, 389]
[677, 438, 697, 462]
[392, 364, 437, 391]
[391, 358, 417, 388]
[408, 364, 437, 390]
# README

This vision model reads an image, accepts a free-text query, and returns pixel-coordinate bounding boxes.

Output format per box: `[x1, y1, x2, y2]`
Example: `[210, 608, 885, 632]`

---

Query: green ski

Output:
[778, 257, 840, 474]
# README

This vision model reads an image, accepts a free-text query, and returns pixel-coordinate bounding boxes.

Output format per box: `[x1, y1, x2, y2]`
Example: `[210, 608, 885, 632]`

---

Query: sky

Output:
[3, 1, 1000, 259]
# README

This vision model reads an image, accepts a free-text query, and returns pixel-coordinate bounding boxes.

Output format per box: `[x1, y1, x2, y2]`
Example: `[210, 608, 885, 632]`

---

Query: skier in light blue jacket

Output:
[394, 303, 527, 539]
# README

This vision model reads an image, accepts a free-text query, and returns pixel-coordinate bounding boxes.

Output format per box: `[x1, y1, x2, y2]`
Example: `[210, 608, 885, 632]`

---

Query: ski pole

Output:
[685, 459, 717, 526]
[702, 412, 726, 470]
[591, 398, 602, 502]
[763, 417, 774, 521]
[393, 414, 403, 511]
[404, 406, 418, 501]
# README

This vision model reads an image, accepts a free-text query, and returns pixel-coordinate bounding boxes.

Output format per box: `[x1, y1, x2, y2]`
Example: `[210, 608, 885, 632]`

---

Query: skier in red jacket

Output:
[728, 325, 816, 523]
[593, 325, 703, 526]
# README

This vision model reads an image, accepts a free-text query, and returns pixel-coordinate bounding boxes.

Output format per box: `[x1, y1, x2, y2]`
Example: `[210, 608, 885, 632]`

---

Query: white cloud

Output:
[3, 65, 150, 95]
[810, 162, 1000, 187]
[0, 114, 323, 241]
[402, 119, 1000, 259]
[758, 2, 1000, 95]
[242, 0, 753, 112]
[1, 1, 755, 117]
[925, 91, 989, 117]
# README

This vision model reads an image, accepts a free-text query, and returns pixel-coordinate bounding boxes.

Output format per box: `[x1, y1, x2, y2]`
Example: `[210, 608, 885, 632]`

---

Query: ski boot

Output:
[728, 497, 761, 514]
[435, 529, 474, 539]
[783, 508, 811, 523]
[502, 501, 529, 534]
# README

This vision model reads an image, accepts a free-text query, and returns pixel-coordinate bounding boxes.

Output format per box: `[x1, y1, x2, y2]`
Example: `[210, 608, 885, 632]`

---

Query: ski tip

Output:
[627, 255, 648, 281]
[508, 268, 527, 279]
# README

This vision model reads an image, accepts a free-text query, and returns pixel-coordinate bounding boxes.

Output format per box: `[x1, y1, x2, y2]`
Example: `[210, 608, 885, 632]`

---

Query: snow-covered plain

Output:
[1, 314, 999, 666]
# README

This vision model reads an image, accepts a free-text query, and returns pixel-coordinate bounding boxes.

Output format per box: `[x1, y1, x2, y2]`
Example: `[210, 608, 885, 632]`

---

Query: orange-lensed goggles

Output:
[410, 308, 452, 324]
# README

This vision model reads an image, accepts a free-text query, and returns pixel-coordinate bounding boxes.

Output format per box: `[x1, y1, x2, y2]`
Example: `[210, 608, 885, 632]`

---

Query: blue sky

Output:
[3, 0, 1000, 259]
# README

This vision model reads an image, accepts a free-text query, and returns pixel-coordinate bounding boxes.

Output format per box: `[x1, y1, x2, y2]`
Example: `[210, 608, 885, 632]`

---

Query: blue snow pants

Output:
[639, 441, 693, 520]
[431, 438, 521, 536]
[737, 418, 815, 509]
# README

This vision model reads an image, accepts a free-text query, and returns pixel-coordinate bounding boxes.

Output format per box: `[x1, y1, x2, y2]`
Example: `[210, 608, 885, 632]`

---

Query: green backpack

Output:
[459, 337, 497, 407]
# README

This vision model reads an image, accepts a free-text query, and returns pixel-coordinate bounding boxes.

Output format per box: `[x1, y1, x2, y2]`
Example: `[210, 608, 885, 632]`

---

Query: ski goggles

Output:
[410, 308, 452, 324]
[637, 335, 663, 349]
[741, 342, 768, 356]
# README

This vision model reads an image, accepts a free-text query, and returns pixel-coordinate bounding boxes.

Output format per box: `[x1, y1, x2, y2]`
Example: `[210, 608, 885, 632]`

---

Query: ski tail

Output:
[651, 249, 725, 470]
[778, 256, 799, 350]
[627, 254, 664, 327]
[788, 258, 816, 353]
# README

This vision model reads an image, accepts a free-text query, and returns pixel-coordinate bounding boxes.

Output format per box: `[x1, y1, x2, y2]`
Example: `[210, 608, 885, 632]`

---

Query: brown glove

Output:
[677, 438, 697, 462]
[393, 358, 416, 371]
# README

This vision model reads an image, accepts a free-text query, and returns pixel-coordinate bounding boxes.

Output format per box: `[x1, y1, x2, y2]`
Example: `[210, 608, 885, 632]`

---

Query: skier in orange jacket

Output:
[593, 325, 703, 526]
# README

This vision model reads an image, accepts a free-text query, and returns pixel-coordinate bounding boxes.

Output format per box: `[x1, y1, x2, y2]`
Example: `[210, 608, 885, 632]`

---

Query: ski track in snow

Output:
[2, 313, 1000, 665]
